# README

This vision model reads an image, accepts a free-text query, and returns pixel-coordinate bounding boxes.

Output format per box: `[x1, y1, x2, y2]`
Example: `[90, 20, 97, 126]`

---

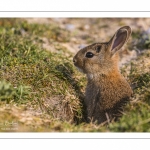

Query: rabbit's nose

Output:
[73, 58, 77, 64]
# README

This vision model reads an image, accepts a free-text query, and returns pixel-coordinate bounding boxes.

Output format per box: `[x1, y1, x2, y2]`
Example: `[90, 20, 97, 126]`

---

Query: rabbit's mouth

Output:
[76, 66, 84, 73]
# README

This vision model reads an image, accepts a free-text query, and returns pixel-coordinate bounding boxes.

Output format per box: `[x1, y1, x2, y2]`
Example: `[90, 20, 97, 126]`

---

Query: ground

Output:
[0, 18, 150, 132]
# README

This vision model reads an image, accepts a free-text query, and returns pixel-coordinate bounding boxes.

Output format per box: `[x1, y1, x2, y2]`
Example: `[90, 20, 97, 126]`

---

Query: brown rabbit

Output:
[73, 26, 133, 124]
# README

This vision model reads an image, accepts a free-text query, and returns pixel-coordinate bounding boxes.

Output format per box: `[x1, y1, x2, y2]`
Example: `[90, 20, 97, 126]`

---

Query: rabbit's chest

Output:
[85, 83, 101, 107]
[85, 78, 131, 110]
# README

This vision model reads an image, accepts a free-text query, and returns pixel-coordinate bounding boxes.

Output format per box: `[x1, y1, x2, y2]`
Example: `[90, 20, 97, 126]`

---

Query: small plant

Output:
[0, 80, 30, 103]
[0, 80, 15, 100]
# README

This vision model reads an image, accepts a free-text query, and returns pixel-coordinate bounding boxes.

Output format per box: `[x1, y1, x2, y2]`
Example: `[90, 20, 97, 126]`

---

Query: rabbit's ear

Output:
[109, 26, 131, 56]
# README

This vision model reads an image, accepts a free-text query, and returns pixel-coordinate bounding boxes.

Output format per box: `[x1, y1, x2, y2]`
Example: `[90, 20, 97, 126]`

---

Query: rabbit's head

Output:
[73, 26, 132, 77]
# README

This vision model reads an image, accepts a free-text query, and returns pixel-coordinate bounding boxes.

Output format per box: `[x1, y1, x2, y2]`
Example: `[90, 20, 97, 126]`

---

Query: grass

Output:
[0, 18, 150, 132]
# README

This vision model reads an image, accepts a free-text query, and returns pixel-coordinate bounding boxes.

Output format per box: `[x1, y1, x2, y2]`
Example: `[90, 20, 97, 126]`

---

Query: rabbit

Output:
[73, 26, 133, 124]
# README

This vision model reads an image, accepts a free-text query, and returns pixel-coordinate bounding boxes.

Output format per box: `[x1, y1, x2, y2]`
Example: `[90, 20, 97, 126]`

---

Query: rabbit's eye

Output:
[85, 52, 94, 58]
[96, 45, 101, 53]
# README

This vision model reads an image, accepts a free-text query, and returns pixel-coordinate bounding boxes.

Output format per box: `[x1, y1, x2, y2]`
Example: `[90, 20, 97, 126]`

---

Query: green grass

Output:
[0, 18, 150, 132]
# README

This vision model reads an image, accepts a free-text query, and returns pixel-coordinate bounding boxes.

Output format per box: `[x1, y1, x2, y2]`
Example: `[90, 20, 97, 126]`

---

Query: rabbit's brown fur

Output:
[73, 26, 133, 124]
